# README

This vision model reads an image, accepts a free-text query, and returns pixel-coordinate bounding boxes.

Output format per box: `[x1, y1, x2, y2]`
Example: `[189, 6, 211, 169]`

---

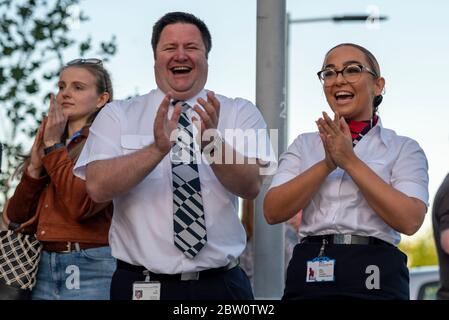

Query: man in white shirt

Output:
[74, 11, 275, 300]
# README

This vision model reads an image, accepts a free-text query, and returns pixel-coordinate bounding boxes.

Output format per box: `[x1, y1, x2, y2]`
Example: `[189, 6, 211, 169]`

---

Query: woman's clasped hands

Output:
[316, 111, 356, 172]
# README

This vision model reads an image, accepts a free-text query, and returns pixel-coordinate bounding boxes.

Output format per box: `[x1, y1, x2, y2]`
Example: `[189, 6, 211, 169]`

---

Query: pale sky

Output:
[6, 0, 449, 240]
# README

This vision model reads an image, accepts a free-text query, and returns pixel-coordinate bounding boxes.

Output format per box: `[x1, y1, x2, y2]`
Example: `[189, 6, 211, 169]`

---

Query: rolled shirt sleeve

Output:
[74, 102, 123, 180]
[391, 139, 429, 206]
[269, 135, 302, 189]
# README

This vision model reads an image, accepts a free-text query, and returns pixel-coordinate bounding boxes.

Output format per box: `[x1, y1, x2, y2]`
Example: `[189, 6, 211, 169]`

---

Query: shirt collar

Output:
[155, 88, 208, 109]
[371, 117, 390, 146]
[183, 90, 208, 108]
[67, 126, 89, 145]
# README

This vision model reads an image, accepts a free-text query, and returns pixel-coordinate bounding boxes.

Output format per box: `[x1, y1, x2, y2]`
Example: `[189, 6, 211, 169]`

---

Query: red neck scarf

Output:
[346, 115, 378, 146]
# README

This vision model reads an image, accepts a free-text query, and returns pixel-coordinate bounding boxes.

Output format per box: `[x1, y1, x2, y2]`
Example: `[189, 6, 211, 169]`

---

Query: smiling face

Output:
[56, 66, 109, 125]
[154, 22, 208, 101]
[322, 45, 385, 121]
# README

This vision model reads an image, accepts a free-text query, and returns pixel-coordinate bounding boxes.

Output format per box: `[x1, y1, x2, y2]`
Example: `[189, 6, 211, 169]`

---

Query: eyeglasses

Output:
[317, 64, 377, 87]
[66, 58, 103, 66]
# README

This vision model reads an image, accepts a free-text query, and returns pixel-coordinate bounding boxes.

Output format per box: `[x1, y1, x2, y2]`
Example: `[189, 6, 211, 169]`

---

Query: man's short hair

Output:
[151, 11, 212, 59]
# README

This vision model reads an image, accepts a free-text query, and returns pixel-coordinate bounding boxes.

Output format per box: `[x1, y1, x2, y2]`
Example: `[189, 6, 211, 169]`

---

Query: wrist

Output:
[202, 130, 223, 155]
[44, 142, 65, 155]
[148, 143, 168, 160]
[27, 165, 42, 178]
[321, 160, 336, 175]
[44, 140, 61, 148]
[340, 155, 361, 174]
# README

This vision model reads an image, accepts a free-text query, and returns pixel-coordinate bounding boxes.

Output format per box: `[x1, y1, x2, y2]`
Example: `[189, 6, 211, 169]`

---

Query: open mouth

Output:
[334, 91, 354, 102]
[170, 66, 192, 75]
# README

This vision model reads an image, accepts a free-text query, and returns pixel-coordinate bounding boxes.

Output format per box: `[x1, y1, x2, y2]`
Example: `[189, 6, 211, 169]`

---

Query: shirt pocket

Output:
[120, 134, 163, 179]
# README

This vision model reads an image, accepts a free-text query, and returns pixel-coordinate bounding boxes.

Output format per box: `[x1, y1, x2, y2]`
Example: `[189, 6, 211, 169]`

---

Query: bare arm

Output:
[209, 148, 263, 199]
[318, 112, 426, 235]
[344, 158, 426, 235]
[193, 91, 265, 199]
[86, 144, 165, 202]
[264, 160, 333, 224]
[264, 119, 336, 225]
[86, 93, 181, 203]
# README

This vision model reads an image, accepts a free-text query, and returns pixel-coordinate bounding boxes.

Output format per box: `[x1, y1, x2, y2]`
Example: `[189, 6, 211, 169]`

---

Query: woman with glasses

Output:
[264, 43, 429, 299]
[3, 58, 116, 300]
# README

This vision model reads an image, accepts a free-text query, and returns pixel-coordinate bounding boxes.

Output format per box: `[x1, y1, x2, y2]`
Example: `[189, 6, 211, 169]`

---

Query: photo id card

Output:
[306, 258, 336, 282]
[132, 281, 161, 300]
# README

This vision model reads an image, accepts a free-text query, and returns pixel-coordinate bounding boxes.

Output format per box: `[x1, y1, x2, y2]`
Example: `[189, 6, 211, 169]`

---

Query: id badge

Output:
[306, 256, 336, 282]
[132, 281, 161, 300]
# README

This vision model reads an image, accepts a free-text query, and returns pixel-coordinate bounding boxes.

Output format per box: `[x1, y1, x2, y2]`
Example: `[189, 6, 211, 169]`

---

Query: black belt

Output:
[301, 234, 393, 247]
[117, 259, 238, 281]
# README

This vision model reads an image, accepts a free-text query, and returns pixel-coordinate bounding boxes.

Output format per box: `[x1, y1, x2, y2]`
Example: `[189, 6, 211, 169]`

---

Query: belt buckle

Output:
[334, 234, 352, 244]
[181, 272, 199, 281]
[62, 242, 72, 253]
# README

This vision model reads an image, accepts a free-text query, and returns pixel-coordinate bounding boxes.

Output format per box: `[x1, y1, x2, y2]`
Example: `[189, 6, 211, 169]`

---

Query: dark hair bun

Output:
[373, 95, 383, 108]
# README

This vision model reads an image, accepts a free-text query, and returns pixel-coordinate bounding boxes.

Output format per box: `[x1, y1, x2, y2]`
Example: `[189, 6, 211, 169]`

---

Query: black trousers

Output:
[110, 263, 254, 300]
[283, 242, 409, 300]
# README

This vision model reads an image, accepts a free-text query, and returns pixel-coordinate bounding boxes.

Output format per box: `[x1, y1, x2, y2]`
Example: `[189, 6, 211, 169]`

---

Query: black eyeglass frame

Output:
[317, 64, 377, 86]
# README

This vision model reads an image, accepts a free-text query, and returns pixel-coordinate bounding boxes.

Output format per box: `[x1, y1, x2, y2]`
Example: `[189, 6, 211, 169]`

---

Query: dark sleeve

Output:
[434, 175, 449, 231]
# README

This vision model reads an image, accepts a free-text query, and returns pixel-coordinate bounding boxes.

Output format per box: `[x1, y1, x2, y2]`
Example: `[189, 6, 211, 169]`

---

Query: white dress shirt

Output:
[74, 89, 276, 274]
[269, 119, 429, 245]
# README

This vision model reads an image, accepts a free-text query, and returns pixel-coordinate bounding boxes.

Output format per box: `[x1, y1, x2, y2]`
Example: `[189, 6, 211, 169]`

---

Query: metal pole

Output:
[254, 0, 286, 299]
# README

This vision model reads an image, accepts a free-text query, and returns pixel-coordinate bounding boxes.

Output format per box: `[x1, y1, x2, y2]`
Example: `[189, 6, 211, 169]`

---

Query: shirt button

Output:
[41, 230, 46, 235]
[44, 204, 48, 208]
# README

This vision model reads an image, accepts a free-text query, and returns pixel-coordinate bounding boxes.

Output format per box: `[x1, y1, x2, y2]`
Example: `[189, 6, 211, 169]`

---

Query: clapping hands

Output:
[316, 111, 355, 171]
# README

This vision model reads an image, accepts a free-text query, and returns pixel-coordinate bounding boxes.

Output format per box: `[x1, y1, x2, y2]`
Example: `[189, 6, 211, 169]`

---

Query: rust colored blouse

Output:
[5, 127, 112, 244]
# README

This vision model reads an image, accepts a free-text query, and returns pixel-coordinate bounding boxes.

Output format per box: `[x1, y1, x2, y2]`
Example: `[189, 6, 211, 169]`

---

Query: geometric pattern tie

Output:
[170, 101, 207, 259]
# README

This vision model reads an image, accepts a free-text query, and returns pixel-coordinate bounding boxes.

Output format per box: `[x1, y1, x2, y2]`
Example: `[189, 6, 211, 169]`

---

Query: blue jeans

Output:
[32, 246, 116, 300]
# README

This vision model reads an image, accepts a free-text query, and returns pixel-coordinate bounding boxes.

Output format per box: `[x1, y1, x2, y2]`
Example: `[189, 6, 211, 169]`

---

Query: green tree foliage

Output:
[0, 0, 117, 209]
[399, 224, 438, 267]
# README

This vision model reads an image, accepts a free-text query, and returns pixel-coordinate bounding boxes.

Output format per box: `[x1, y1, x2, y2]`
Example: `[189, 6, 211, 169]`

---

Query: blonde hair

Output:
[15, 61, 113, 177]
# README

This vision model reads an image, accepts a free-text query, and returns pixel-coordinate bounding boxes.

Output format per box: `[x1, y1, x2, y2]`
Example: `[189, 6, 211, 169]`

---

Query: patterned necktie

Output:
[170, 101, 207, 258]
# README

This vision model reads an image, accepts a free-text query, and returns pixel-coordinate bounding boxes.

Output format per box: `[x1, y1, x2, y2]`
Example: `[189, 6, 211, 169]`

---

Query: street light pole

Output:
[254, 0, 286, 300]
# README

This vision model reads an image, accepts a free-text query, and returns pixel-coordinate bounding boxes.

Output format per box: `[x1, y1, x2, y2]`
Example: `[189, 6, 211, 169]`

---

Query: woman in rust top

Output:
[4, 58, 115, 300]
